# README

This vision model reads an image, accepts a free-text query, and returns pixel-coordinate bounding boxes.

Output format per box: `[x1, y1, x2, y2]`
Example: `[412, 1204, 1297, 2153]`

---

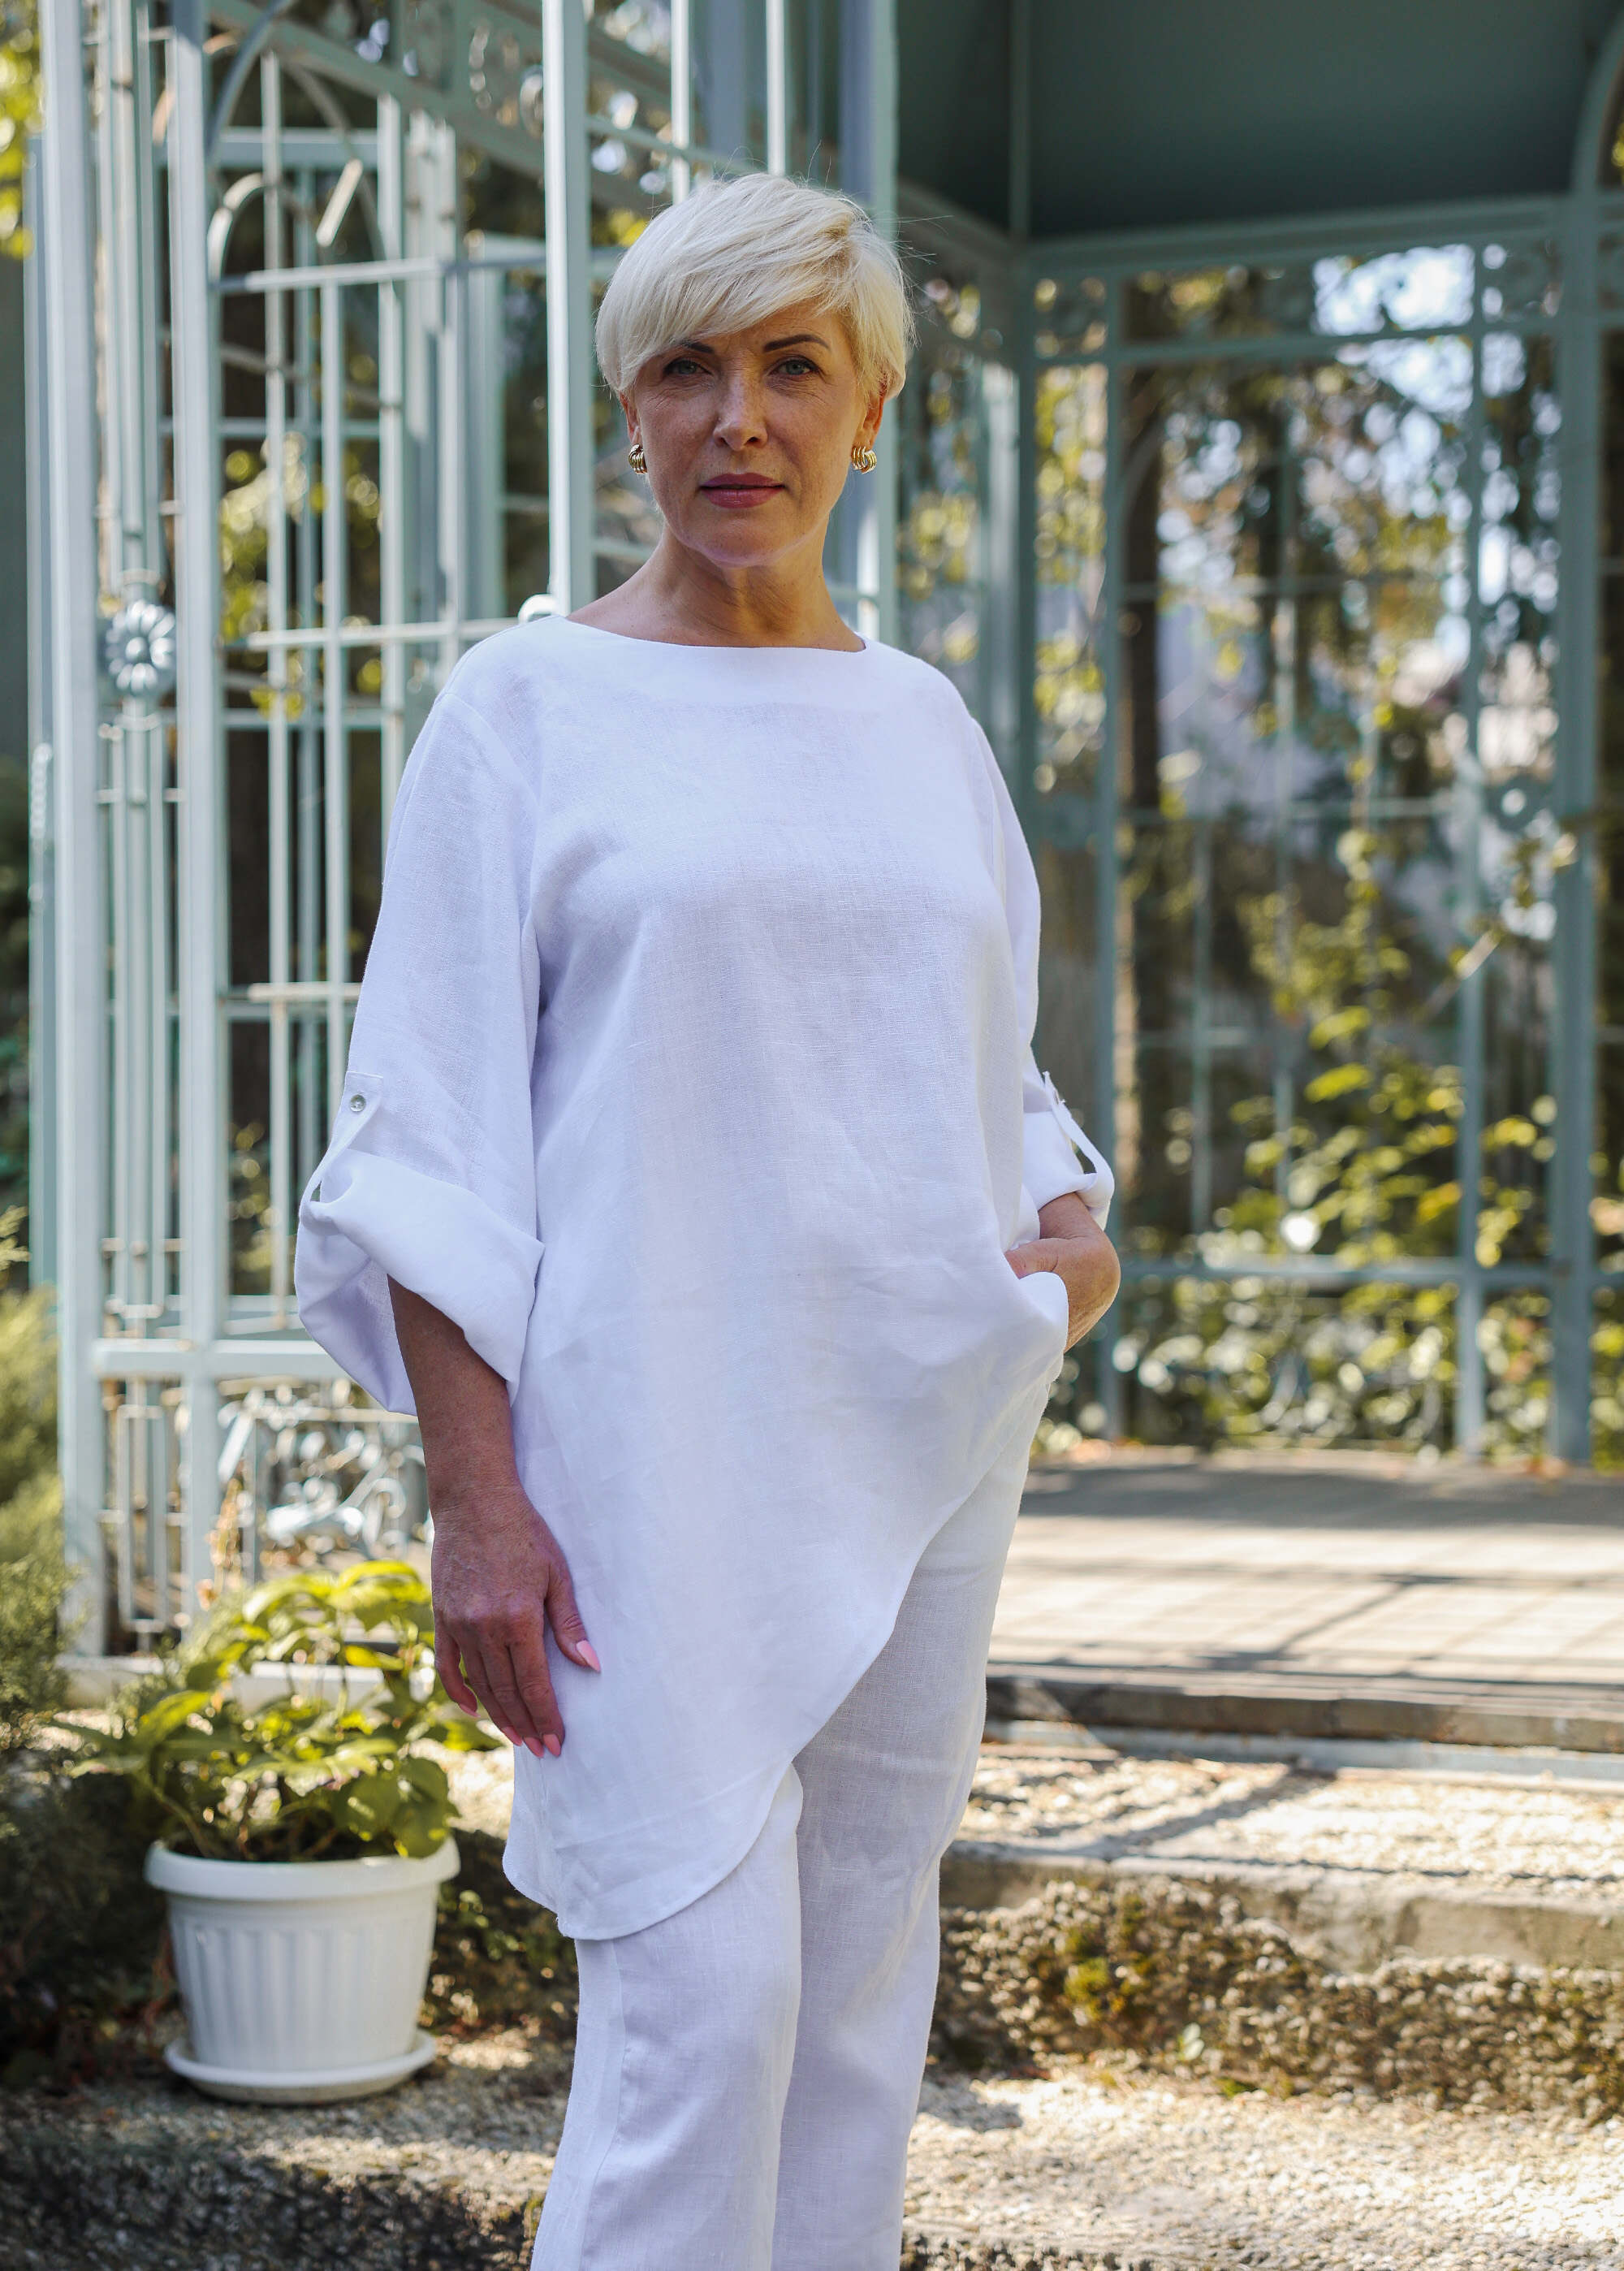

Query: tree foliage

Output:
[0, 0, 37, 261]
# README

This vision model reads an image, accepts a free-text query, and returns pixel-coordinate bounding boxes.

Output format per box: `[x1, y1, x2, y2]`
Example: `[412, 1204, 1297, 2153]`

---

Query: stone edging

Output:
[934, 1875, 1624, 2121]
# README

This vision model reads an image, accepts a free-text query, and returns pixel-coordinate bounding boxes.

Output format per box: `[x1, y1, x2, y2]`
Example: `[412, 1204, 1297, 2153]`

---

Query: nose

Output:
[712, 366, 768, 454]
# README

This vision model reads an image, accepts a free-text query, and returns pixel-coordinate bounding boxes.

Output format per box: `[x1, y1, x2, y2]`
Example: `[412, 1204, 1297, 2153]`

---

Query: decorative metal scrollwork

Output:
[217, 1382, 427, 1570]
[1486, 240, 1561, 321]
[469, 17, 526, 128]
[403, 0, 452, 89]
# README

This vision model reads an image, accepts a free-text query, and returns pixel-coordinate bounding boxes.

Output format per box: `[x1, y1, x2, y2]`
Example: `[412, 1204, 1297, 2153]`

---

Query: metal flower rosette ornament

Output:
[102, 599, 177, 703]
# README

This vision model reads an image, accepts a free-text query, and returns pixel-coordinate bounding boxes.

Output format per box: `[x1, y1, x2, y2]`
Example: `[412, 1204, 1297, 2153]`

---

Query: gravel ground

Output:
[964, 1750, 1624, 1898]
[906, 2066, 1624, 2269]
[446, 1741, 1624, 1900]
[9, 2036, 1624, 2270]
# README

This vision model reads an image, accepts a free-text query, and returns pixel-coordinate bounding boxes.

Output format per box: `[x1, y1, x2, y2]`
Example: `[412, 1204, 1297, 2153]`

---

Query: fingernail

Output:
[577, 1642, 602, 1672]
[543, 1733, 562, 1758]
[525, 1737, 544, 1758]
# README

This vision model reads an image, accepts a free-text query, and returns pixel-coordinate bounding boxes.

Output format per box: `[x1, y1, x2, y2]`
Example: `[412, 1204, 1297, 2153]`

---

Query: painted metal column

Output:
[24, 147, 58, 1300]
[543, 0, 595, 612]
[838, 0, 897, 644]
[669, 0, 691, 201]
[765, 0, 788, 174]
[1453, 275, 1490, 1458]
[40, 0, 108, 1652]
[1551, 193, 1601, 1464]
[169, 0, 227, 1611]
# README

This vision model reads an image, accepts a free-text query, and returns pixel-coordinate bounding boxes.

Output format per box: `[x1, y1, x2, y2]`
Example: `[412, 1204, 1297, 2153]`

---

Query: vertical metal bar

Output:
[766, 0, 788, 174]
[1191, 807, 1213, 1236]
[806, 0, 823, 175]
[24, 145, 59, 1296]
[983, 359, 1020, 769]
[868, 0, 897, 647]
[264, 58, 293, 1328]
[1272, 383, 1300, 1223]
[169, 0, 227, 1619]
[294, 175, 321, 1173]
[670, 0, 692, 201]
[1096, 327, 1124, 1434]
[146, 697, 171, 1334]
[107, 707, 133, 1335]
[1553, 197, 1601, 1462]
[322, 279, 351, 1125]
[41, 0, 110, 1651]
[440, 253, 467, 668]
[140, 0, 171, 1341]
[543, 0, 595, 613]
[377, 98, 408, 822]
[98, 2, 134, 1349]
[836, 0, 896, 642]
[1454, 269, 1489, 1456]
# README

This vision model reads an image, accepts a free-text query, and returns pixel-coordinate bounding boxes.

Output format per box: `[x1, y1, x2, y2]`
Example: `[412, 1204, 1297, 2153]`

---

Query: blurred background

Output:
[5, 0, 1624, 1672]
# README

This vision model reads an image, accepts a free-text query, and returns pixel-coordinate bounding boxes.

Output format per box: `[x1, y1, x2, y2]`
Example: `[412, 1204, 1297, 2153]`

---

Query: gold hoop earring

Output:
[628, 440, 647, 475]
[851, 443, 877, 474]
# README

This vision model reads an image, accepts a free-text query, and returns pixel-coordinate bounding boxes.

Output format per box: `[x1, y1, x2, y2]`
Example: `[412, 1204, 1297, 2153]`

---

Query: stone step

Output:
[986, 1662, 1624, 1756]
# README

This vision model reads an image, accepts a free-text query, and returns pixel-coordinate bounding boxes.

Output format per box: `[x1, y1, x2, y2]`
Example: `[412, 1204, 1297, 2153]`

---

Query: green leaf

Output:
[136, 1689, 217, 1741]
[1308, 1004, 1371, 1049]
[336, 1775, 404, 1836]
[1303, 1062, 1371, 1103]
[399, 1754, 448, 1803]
[428, 1713, 502, 1753]
[390, 1802, 447, 1859]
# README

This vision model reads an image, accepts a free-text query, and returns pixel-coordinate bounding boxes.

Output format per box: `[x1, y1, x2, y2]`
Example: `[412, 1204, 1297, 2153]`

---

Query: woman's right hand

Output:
[430, 1486, 599, 1758]
[387, 1275, 601, 1758]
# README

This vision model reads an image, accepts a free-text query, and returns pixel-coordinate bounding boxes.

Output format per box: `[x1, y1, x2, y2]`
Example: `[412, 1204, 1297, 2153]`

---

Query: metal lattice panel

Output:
[36, 0, 901, 1650]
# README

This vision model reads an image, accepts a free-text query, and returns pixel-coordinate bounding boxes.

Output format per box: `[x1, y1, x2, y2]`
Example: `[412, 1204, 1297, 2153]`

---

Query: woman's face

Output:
[620, 296, 885, 573]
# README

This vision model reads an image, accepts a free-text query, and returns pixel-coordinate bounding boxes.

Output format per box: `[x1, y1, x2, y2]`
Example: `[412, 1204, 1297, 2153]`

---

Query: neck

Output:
[571, 528, 864, 651]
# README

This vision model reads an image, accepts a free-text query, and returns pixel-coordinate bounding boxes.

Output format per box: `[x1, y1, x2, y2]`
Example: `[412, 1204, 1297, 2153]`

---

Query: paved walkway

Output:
[991, 1451, 1624, 1748]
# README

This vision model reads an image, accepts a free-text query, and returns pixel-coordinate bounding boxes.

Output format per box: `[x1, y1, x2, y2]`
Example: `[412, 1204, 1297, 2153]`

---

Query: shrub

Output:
[67, 1562, 501, 1862]
[0, 1460, 162, 2087]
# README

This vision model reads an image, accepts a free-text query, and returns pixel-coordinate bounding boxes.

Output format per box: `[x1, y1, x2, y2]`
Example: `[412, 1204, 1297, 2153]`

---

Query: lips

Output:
[700, 474, 784, 508]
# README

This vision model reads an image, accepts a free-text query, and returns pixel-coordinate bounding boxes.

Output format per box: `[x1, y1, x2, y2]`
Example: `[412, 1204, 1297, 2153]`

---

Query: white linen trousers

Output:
[533, 1427, 1030, 2271]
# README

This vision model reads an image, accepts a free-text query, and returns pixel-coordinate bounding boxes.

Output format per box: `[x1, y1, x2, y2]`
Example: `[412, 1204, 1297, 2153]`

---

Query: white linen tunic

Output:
[294, 619, 1112, 1940]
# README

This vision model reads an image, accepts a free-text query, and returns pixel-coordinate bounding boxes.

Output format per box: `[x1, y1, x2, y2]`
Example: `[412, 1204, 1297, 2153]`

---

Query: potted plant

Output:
[69, 1559, 499, 2104]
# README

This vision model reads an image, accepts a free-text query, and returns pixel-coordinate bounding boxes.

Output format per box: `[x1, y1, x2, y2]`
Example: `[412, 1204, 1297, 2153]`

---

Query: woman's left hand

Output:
[1006, 1189, 1121, 1350]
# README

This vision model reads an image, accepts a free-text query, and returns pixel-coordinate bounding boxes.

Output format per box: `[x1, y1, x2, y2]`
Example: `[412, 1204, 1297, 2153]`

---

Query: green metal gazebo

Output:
[25, 0, 1624, 1658]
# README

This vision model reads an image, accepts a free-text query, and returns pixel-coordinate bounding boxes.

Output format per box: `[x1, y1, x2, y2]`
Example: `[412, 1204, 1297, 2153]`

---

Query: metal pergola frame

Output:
[29, 1, 1624, 1658]
[32, 0, 905, 1654]
[992, 16, 1624, 1469]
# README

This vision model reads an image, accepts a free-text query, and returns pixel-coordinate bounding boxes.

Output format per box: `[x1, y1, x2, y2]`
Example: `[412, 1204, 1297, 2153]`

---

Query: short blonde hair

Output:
[595, 174, 914, 402]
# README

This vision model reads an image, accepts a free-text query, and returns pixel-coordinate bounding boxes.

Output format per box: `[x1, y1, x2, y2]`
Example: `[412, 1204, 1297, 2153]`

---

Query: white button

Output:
[349, 1094, 365, 1111]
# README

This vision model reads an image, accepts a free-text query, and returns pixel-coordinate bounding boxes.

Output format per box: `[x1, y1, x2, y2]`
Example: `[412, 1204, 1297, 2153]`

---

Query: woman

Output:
[296, 171, 1119, 2269]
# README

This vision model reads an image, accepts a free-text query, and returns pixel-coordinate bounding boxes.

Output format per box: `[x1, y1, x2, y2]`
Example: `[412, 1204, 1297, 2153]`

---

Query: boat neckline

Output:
[546, 616, 875, 658]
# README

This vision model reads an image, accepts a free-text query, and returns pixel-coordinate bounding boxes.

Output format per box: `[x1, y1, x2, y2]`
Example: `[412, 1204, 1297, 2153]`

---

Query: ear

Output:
[618, 388, 640, 450]
[854, 386, 886, 456]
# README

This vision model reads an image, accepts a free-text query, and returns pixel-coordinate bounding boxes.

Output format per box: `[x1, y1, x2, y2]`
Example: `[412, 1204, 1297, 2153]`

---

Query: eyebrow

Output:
[670, 333, 830, 354]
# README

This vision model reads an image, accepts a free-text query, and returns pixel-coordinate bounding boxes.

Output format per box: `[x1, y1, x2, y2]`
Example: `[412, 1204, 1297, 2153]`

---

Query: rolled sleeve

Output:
[294, 685, 545, 1413]
[1024, 1061, 1115, 1227]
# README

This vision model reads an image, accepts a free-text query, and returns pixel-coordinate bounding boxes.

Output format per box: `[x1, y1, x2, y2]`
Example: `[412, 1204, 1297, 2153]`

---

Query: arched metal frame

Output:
[33, 0, 908, 1653]
[32, 3, 1624, 1657]
[996, 24, 1624, 1470]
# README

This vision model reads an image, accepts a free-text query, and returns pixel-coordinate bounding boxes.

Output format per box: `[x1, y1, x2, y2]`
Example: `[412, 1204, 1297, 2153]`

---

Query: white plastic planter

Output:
[145, 1836, 460, 2104]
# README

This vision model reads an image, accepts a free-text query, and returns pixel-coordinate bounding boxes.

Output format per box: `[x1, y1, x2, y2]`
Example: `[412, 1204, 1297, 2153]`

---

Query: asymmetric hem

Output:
[294, 620, 1112, 1940]
[498, 1380, 1052, 1939]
